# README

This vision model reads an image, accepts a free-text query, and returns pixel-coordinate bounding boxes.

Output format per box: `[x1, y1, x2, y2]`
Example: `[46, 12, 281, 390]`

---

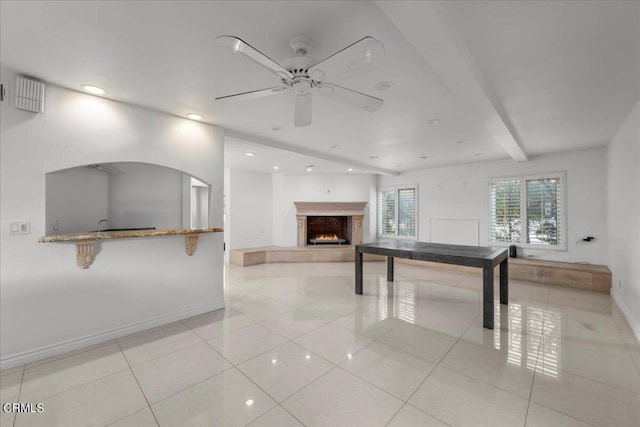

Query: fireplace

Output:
[294, 202, 367, 247]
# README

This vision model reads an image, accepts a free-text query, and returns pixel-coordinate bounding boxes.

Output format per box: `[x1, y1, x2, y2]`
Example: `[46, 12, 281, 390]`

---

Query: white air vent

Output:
[15, 76, 45, 113]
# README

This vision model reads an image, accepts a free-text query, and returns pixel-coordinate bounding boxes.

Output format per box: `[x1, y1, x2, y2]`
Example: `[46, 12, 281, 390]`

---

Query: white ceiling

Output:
[1, 1, 638, 175]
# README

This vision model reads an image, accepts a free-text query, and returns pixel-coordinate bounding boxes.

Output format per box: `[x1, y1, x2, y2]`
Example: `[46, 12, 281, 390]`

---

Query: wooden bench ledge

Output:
[229, 247, 611, 293]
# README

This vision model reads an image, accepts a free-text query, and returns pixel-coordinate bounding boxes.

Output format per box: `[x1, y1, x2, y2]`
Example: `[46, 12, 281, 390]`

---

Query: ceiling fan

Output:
[215, 35, 385, 127]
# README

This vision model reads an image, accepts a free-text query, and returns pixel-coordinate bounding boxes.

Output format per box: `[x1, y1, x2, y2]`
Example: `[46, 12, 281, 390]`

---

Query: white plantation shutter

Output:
[398, 188, 416, 237]
[378, 189, 396, 235]
[526, 177, 563, 246]
[489, 173, 565, 249]
[377, 185, 417, 239]
[490, 180, 521, 243]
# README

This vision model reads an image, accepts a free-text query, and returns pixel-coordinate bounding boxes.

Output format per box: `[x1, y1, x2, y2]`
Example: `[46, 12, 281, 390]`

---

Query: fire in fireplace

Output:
[308, 233, 348, 245]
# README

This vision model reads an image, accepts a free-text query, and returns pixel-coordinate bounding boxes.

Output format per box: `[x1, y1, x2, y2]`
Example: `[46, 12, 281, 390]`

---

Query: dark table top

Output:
[357, 240, 508, 265]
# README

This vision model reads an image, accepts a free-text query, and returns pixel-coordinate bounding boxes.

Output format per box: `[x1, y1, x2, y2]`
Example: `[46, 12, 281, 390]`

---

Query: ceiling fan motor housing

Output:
[281, 55, 317, 77]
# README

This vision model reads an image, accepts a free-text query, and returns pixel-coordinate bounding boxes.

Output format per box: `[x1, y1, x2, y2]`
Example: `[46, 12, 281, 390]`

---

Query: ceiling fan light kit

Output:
[215, 35, 385, 127]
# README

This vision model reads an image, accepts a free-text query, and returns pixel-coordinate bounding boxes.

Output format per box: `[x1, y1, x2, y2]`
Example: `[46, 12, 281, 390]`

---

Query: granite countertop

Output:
[39, 227, 223, 243]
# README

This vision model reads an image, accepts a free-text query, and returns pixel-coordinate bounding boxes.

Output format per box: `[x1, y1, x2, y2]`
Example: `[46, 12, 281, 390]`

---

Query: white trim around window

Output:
[377, 184, 418, 240]
[489, 171, 567, 251]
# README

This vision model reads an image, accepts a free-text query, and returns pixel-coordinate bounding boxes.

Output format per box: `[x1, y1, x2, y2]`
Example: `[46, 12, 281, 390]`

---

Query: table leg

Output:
[355, 249, 363, 295]
[500, 259, 509, 305]
[387, 256, 394, 282]
[483, 265, 494, 329]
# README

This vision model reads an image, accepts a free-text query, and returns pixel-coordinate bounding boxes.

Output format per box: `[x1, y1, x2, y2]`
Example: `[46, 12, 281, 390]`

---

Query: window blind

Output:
[377, 189, 396, 235]
[397, 188, 416, 237]
[526, 177, 563, 245]
[377, 186, 417, 238]
[490, 180, 521, 243]
[489, 173, 565, 248]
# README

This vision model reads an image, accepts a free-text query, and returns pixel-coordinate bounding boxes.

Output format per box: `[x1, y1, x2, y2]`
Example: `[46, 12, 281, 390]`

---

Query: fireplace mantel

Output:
[294, 202, 368, 216]
[294, 201, 367, 247]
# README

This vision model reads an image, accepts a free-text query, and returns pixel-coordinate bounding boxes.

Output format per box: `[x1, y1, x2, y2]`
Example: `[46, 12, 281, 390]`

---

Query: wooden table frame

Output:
[355, 240, 508, 329]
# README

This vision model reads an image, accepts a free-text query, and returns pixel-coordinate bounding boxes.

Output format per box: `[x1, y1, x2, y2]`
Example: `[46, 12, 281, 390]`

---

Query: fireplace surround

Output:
[294, 202, 367, 247]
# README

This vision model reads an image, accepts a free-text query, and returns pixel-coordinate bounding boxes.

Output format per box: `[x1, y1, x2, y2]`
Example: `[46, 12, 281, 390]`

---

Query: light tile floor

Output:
[1, 262, 639, 426]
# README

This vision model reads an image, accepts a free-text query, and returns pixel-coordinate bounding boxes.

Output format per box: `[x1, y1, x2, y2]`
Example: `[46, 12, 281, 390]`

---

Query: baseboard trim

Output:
[611, 289, 640, 341]
[0, 303, 224, 370]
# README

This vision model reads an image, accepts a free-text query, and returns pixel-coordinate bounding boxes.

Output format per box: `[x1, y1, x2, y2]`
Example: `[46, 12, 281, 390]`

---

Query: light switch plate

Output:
[9, 220, 30, 235]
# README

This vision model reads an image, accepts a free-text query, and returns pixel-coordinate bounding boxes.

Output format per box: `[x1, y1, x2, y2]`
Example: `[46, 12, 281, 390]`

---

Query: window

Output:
[489, 173, 565, 249]
[377, 185, 418, 239]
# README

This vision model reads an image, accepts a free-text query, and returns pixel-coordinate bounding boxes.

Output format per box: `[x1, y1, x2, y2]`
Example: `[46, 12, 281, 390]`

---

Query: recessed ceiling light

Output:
[306, 167, 313, 172]
[245, 152, 255, 157]
[331, 144, 341, 149]
[374, 81, 394, 92]
[456, 139, 465, 144]
[348, 168, 353, 172]
[475, 152, 485, 157]
[369, 155, 378, 159]
[81, 85, 107, 95]
[272, 126, 282, 131]
[426, 118, 441, 126]
[273, 166, 279, 170]
[245, 400, 254, 406]
[186, 113, 203, 121]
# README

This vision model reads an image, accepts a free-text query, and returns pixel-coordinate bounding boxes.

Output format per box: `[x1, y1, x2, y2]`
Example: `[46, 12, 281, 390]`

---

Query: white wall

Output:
[0, 67, 225, 368]
[272, 173, 377, 247]
[379, 148, 608, 264]
[108, 162, 183, 229]
[608, 101, 640, 337]
[46, 167, 109, 234]
[228, 169, 273, 249]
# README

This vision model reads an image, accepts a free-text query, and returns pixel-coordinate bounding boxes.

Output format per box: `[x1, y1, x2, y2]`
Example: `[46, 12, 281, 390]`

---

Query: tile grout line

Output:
[528, 400, 599, 427]
[524, 306, 547, 427]
[390, 306, 479, 426]
[17, 365, 132, 407]
[11, 364, 25, 427]
[114, 340, 161, 427]
[197, 318, 326, 425]
[20, 339, 118, 373]
[536, 292, 640, 397]
[610, 305, 640, 376]
[117, 335, 207, 371]
[222, 320, 336, 426]
[525, 284, 599, 427]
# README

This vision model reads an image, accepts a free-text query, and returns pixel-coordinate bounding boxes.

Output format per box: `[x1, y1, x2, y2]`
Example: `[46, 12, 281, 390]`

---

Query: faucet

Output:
[97, 219, 109, 232]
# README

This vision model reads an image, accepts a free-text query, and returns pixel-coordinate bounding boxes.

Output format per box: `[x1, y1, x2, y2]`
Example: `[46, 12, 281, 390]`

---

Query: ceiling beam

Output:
[224, 128, 400, 176]
[376, 1, 528, 162]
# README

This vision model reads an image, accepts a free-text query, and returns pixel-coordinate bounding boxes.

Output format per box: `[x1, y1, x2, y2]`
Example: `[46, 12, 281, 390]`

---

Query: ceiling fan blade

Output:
[216, 35, 293, 81]
[294, 94, 312, 127]
[316, 83, 383, 112]
[308, 37, 384, 82]
[215, 86, 288, 102]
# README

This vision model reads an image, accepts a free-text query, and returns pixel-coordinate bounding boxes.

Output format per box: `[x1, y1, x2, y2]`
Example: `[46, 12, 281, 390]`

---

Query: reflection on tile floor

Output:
[2, 262, 639, 426]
